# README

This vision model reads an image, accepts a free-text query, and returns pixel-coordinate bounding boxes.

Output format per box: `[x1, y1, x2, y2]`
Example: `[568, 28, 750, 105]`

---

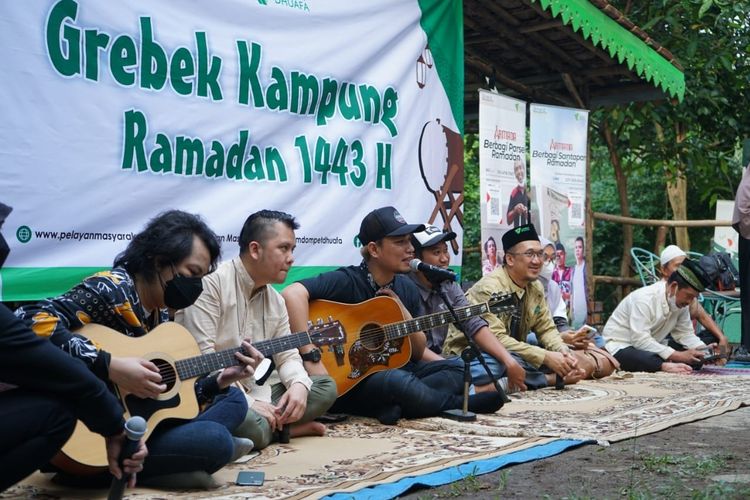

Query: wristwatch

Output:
[300, 348, 322, 363]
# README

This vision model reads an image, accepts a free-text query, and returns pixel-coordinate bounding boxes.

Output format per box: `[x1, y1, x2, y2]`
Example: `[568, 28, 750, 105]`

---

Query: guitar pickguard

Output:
[347, 337, 405, 379]
[124, 393, 181, 421]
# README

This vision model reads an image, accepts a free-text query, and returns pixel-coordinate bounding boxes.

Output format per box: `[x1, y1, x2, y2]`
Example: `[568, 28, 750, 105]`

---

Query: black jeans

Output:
[330, 359, 464, 420]
[0, 390, 77, 491]
[740, 235, 750, 349]
[613, 346, 664, 372]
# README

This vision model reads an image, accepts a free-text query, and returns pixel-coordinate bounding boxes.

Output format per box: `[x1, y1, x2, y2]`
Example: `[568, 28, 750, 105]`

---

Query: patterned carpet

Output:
[5, 370, 750, 499]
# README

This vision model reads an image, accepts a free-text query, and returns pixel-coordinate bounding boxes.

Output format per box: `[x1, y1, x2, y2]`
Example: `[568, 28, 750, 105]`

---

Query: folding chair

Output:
[630, 247, 661, 286]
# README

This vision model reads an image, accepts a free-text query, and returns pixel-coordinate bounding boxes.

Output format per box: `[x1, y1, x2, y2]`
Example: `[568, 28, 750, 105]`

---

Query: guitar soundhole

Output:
[360, 323, 385, 350]
[153, 358, 177, 392]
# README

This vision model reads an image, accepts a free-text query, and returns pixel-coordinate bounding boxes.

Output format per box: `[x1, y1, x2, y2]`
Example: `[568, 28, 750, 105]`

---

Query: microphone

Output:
[409, 259, 457, 283]
[107, 416, 147, 500]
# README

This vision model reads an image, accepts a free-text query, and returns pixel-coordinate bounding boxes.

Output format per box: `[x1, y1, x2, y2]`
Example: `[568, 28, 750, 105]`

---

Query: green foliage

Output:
[588, 0, 750, 307]
[461, 134, 482, 283]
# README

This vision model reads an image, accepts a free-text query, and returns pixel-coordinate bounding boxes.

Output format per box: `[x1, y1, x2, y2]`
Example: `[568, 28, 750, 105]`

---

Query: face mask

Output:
[539, 260, 554, 281]
[666, 286, 683, 312]
[164, 273, 203, 309]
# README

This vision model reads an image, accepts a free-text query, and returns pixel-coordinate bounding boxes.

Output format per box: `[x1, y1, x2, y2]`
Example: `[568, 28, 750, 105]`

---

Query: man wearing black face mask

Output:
[14, 210, 262, 488]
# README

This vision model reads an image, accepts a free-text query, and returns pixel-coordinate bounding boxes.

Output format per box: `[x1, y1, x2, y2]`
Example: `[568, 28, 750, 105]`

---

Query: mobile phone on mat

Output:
[236, 470, 265, 486]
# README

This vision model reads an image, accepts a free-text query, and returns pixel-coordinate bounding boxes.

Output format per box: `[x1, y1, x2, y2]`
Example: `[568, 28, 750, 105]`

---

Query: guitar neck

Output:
[384, 301, 493, 341]
[175, 331, 312, 380]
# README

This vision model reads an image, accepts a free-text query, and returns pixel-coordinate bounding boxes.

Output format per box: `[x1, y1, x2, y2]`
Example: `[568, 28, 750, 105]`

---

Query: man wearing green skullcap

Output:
[602, 259, 714, 373]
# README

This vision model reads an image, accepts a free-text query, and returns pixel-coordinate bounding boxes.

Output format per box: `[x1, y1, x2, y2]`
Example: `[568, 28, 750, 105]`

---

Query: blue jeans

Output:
[470, 351, 549, 390]
[140, 386, 247, 477]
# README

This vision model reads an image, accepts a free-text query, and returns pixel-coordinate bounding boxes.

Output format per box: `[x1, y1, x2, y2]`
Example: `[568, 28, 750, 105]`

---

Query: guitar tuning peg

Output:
[317, 318, 324, 325]
[328, 315, 333, 323]
[307, 320, 313, 329]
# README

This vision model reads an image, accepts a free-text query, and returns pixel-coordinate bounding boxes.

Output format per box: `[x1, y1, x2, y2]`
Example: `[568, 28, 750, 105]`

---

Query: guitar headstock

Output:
[309, 320, 346, 347]
[487, 292, 516, 315]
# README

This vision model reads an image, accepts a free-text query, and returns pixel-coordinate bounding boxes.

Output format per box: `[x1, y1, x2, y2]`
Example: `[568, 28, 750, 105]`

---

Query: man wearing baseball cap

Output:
[283, 207, 504, 425]
[443, 224, 586, 390]
[603, 258, 714, 372]
[407, 224, 527, 393]
[659, 245, 729, 363]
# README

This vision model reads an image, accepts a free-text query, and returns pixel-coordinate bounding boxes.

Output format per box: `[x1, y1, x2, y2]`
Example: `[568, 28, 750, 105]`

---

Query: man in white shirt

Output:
[177, 210, 336, 450]
[602, 259, 712, 373]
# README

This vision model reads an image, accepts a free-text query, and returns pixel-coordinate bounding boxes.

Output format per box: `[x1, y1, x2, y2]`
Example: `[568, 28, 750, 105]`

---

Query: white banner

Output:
[530, 103, 589, 326]
[0, 0, 464, 300]
[477, 90, 527, 276]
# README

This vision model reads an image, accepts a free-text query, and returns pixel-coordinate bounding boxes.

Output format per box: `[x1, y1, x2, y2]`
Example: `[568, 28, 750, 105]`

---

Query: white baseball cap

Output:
[411, 223, 457, 249]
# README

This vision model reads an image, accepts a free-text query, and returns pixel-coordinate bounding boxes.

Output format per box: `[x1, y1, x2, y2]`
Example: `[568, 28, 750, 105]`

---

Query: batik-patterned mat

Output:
[4, 370, 749, 499]
[400, 371, 750, 443]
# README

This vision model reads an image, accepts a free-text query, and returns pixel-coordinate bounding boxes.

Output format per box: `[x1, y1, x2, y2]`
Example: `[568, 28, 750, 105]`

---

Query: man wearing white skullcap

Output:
[660, 245, 686, 269]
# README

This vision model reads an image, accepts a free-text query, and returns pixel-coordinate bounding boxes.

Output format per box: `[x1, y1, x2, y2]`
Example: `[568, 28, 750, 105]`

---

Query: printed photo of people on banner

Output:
[530, 103, 589, 328]
[477, 90, 527, 276]
[479, 93, 589, 327]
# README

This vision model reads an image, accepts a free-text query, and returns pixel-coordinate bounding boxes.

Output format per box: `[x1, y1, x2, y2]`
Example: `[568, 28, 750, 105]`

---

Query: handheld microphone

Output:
[409, 259, 457, 283]
[107, 415, 147, 500]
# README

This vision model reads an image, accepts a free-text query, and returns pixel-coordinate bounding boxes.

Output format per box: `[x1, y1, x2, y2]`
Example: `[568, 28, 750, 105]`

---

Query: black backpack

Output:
[698, 252, 739, 291]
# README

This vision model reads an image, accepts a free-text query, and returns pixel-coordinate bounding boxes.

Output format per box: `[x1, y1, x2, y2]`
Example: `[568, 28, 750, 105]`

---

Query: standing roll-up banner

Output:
[0, 0, 465, 301]
[478, 90, 527, 276]
[530, 103, 589, 327]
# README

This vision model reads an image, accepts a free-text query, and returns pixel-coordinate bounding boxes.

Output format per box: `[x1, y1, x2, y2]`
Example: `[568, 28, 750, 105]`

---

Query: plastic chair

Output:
[630, 247, 661, 286]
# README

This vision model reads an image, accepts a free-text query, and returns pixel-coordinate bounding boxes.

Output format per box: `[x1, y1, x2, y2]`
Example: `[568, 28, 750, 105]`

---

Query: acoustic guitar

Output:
[54, 320, 345, 473]
[308, 292, 515, 396]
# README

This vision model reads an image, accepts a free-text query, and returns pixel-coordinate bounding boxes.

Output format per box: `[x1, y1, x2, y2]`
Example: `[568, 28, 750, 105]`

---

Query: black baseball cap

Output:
[358, 206, 425, 245]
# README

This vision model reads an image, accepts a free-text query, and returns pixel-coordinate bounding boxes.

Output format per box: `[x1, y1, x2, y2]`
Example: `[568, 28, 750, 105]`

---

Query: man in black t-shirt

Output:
[283, 207, 503, 424]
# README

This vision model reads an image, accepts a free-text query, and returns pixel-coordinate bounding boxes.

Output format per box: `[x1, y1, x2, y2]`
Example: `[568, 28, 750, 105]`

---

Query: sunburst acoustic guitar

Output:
[308, 292, 515, 396]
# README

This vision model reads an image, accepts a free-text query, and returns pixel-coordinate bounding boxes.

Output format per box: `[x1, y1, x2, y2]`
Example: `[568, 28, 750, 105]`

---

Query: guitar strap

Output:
[509, 293, 525, 341]
[361, 260, 395, 293]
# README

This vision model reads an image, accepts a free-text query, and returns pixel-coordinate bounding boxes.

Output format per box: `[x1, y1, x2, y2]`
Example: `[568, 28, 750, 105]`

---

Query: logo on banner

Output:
[258, 0, 311, 12]
[16, 226, 32, 244]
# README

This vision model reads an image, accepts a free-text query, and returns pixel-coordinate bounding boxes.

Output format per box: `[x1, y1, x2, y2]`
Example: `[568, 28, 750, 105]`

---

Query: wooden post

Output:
[654, 225, 668, 254]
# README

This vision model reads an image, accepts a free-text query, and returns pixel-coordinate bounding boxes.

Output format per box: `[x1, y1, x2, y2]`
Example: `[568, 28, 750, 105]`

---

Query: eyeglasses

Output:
[508, 250, 545, 261]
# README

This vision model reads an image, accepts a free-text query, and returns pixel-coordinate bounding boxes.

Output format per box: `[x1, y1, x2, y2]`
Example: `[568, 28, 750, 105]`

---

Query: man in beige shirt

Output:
[177, 210, 336, 450]
[443, 224, 585, 388]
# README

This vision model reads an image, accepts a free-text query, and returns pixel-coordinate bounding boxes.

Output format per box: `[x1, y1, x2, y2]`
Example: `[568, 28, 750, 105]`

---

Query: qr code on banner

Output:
[571, 202, 582, 220]
[568, 194, 584, 225]
[490, 197, 500, 217]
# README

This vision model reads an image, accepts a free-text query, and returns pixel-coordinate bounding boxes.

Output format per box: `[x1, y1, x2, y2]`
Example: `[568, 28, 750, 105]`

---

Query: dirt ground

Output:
[401, 406, 750, 499]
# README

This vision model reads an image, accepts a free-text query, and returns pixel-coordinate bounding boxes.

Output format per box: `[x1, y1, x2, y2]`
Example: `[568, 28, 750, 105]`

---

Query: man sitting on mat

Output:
[443, 224, 586, 390]
[602, 258, 714, 373]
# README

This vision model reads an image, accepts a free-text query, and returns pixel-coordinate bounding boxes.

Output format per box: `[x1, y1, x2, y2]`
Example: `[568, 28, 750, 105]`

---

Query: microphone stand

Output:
[428, 276, 510, 423]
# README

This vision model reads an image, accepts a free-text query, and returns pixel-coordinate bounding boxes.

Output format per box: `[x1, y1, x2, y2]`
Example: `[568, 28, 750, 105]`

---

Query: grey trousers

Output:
[234, 375, 337, 449]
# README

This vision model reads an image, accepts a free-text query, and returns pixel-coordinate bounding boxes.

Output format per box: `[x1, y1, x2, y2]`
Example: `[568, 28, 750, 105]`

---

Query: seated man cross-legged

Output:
[407, 223, 527, 394]
[282, 206, 504, 425]
[602, 258, 713, 373]
[14, 210, 260, 488]
[443, 224, 586, 390]
[177, 210, 337, 451]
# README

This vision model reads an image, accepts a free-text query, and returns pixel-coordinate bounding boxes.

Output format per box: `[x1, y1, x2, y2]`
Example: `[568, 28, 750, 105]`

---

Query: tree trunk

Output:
[601, 119, 632, 300]
[668, 122, 690, 250]
[666, 173, 690, 250]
